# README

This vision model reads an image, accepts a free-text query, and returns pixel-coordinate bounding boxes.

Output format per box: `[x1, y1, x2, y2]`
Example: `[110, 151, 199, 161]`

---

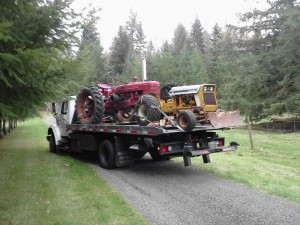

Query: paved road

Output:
[90, 156, 300, 225]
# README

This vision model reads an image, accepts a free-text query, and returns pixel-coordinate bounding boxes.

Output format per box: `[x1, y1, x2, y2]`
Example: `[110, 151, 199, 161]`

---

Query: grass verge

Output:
[187, 128, 300, 204]
[0, 117, 147, 225]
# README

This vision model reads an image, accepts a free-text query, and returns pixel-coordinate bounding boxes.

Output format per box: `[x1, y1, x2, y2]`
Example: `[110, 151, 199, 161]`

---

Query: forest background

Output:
[0, 0, 299, 133]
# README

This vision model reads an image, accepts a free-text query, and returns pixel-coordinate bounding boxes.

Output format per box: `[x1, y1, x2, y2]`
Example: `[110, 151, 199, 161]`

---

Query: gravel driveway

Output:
[45, 117, 300, 224]
[90, 156, 300, 225]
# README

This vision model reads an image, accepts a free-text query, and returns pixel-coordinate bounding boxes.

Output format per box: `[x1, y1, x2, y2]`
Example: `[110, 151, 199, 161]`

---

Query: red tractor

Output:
[75, 79, 162, 125]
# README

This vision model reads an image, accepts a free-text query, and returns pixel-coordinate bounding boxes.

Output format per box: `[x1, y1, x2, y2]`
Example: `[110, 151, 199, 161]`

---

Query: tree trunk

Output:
[8, 118, 12, 133]
[0, 118, 3, 138]
[3, 119, 7, 135]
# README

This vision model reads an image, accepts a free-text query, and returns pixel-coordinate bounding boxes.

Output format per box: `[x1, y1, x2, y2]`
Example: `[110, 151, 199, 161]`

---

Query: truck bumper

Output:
[183, 143, 238, 167]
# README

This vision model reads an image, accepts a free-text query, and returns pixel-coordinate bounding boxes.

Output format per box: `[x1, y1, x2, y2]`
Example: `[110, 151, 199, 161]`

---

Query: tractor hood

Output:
[168, 85, 201, 96]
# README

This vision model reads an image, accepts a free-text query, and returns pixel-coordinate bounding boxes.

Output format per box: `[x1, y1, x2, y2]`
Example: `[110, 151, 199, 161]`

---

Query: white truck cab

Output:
[48, 97, 76, 147]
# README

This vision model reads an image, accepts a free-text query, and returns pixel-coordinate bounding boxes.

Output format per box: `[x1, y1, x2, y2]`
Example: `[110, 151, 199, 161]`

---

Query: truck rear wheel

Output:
[76, 86, 104, 124]
[98, 140, 116, 169]
[177, 110, 197, 131]
[135, 94, 161, 126]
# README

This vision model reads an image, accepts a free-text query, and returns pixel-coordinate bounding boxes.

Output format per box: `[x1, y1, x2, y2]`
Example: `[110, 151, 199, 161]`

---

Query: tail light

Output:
[217, 139, 224, 147]
[157, 146, 171, 153]
[161, 146, 168, 153]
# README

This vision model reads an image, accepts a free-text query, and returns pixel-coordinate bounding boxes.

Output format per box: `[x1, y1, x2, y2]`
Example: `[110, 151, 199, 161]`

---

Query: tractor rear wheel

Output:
[177, 110, 197, 131]
[76, 86, 104, 124]
[135, 94, 161, 126]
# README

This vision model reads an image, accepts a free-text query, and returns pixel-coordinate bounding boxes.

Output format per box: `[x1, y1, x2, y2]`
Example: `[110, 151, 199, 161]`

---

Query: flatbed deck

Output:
[66, 123, 227, 136]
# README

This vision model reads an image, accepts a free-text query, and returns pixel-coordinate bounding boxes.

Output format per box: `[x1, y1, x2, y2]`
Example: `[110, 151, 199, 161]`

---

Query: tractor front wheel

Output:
[177, 110, 197, 131]
[135, 94, 161, 126]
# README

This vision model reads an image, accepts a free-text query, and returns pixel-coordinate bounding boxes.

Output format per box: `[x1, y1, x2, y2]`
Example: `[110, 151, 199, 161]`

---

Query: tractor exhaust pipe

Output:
[142, 57, 147, 81]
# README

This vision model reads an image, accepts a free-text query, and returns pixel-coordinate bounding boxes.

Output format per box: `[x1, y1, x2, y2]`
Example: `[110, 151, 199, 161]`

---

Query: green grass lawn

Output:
[189, 128, 300, 204]
[0, 118, 147, 225]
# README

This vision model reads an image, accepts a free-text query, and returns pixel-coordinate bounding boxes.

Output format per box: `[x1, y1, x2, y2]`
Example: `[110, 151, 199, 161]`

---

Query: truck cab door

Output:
[57, 101, 69, 137]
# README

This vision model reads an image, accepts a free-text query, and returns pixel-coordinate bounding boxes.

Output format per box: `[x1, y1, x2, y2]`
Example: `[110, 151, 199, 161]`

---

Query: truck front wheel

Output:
[98, 140, 116, 169]
[49, 134, 60, 154]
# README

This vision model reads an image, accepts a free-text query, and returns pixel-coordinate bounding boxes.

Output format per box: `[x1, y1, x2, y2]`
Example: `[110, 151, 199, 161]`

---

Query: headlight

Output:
[204, 86, 214, 92]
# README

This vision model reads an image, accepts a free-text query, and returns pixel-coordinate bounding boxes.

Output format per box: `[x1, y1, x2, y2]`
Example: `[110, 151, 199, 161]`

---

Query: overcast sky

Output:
[72, 0, 268, 52]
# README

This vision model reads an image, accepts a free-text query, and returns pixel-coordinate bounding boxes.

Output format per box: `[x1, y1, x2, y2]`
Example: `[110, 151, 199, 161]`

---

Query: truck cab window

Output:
[61, 101, 68, 115]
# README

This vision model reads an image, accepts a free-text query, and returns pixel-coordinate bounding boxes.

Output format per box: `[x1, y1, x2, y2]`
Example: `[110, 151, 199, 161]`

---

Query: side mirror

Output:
[51, 102, 57, 116]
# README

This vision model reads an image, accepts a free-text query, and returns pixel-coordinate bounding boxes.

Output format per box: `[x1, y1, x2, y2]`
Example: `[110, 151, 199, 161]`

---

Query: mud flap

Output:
[208, 111, 242, 129]
[115, 137, 136, 167]
[183, 141, 193, 167]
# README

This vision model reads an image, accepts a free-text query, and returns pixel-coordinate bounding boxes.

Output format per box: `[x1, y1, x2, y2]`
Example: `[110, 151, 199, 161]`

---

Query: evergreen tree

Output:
[206, 23, 224, 84]
[0, 0, 80, 120]
[191, 16, 205, 54]
[74, 7, 106, 84]
[151, 46, 177, 85]
[125, 10, 146, 55]
[122, 51, 141, 82]
[236, 0, 300, 115]
[144, 41, 156, 81]
[109, 26, 131, 76]
[173, 23, 188, 55]
[210, 23, 223, 59]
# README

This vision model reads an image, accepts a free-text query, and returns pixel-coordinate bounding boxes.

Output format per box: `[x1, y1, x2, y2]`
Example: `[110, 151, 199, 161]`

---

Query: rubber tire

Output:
[49, 134, 57, 153]
[115, 108, 135, 122]
[177, 110, 197, 131]
[98, 140, 116, 169]
[76, 86, 105, 124]
[135, 94, 161, 126]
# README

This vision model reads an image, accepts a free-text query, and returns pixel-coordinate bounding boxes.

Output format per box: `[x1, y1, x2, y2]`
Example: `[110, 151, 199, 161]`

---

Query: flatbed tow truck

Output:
[47, 96, 239, 169]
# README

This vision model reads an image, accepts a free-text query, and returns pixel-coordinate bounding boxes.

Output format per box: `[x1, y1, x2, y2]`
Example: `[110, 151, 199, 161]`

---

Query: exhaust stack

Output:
[142, 58, 147, 81]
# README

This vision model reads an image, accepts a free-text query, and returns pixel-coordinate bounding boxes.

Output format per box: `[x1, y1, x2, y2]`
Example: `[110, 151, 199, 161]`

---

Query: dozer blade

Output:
[207, 111, 242, 128]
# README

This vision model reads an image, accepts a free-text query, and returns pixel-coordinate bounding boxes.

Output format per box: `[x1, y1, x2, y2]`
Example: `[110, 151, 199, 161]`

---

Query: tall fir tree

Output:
[191, 16, 205, 54]
[0, 0, 80, 120]
[173, 23, 188, 55]
[125, 10, 146, 55]
[75, 7, 106, 84]
[109, 26, 131, 76]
